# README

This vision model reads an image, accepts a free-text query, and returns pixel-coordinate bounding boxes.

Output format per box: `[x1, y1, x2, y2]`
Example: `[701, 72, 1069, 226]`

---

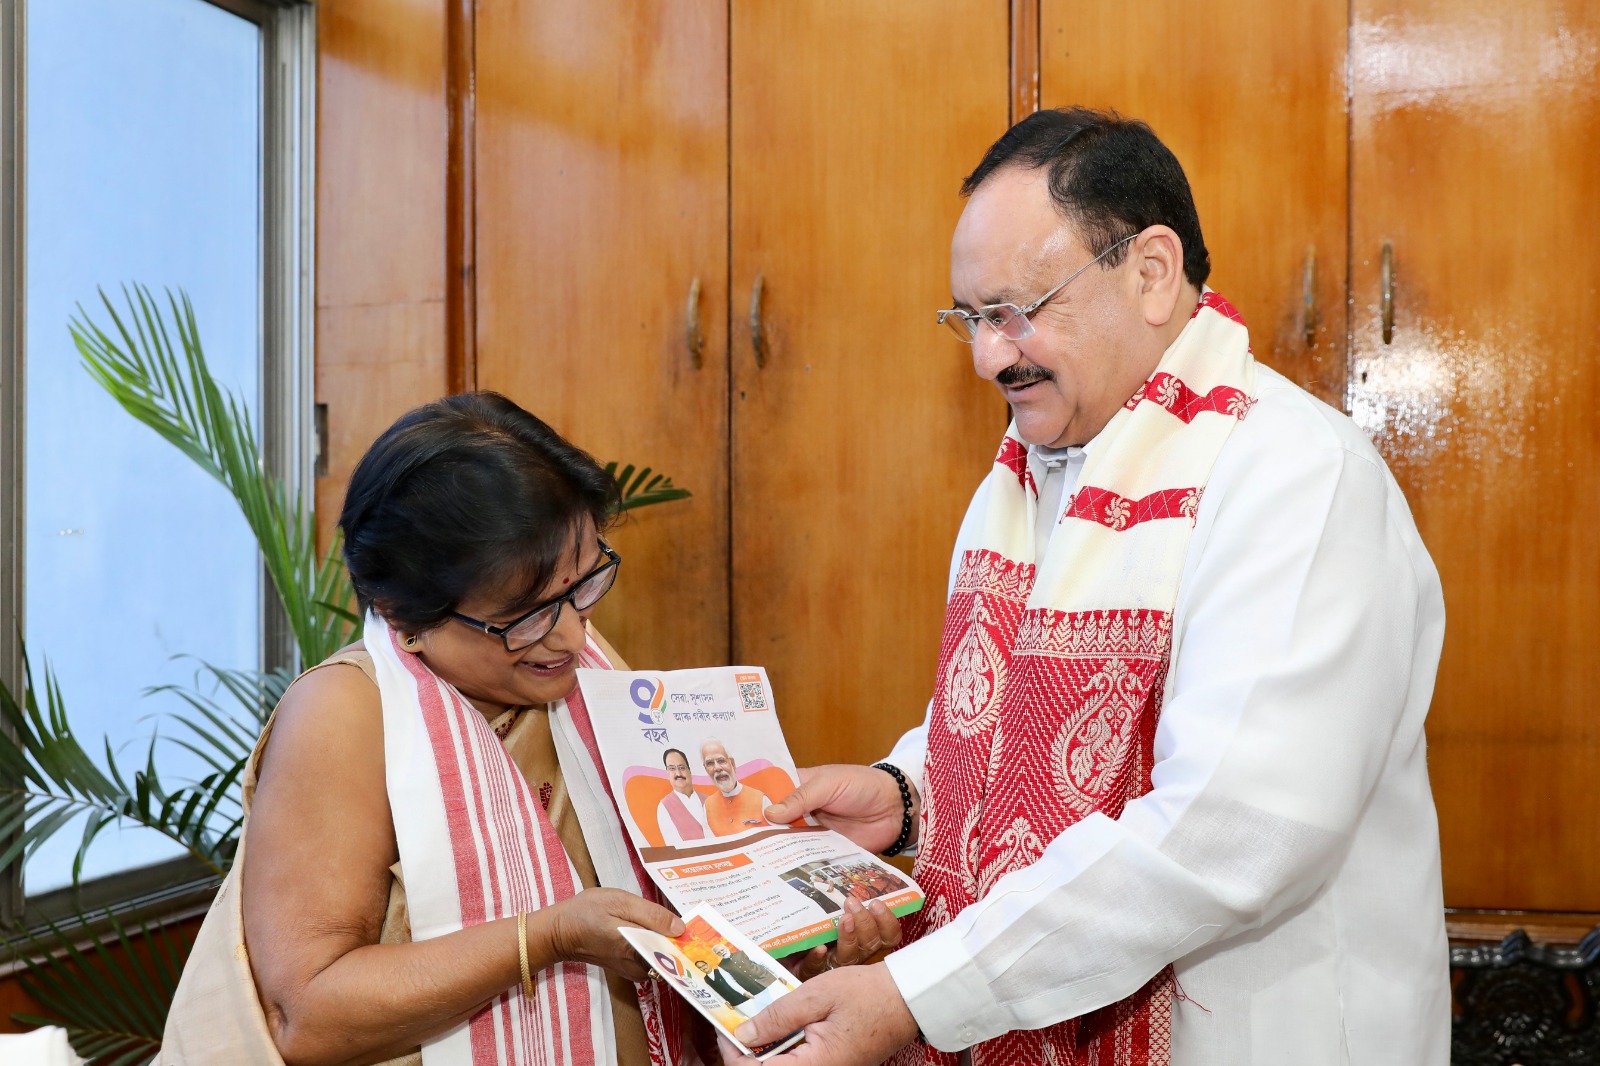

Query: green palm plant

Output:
[0, 285, 690, 1061]
[75, 285, 358, 666]
[0, 657, 248, 883]
[8, 911, 191, 1066]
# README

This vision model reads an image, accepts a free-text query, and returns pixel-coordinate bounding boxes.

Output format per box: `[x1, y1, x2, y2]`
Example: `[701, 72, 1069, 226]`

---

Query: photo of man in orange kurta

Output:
[699, 738, 772, 836]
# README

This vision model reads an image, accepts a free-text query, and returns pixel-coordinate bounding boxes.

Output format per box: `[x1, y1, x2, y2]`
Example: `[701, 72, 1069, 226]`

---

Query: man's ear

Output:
[1134, 226, 1186, 327]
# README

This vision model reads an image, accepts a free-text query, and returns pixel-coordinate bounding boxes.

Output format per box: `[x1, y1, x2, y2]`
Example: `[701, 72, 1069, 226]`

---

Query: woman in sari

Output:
[159, 393, 897, 1066]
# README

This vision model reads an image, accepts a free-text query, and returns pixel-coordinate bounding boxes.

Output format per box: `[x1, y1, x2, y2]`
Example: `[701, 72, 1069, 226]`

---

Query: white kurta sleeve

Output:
[884, 439, 1433, 1052]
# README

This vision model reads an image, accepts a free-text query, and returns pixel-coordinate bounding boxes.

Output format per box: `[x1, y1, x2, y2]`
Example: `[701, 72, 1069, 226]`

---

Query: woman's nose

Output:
[545, 600, 589, 651]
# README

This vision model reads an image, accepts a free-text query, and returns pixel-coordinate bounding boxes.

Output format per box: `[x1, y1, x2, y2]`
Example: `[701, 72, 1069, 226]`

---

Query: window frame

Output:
[0, 0, 316, 934]
[0, 0, 25, 937]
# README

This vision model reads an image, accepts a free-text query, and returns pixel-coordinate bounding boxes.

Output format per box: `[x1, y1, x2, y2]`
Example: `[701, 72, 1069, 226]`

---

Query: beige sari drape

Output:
[158, 637, 650, 1065]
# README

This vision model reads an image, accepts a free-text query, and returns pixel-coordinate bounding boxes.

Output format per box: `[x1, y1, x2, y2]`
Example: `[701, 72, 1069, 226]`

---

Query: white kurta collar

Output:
[1026, 425, 1108, 560]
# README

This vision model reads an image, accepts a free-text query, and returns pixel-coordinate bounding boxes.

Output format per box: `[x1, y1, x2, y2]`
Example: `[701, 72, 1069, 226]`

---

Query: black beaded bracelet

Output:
[872, 762, 915, 858]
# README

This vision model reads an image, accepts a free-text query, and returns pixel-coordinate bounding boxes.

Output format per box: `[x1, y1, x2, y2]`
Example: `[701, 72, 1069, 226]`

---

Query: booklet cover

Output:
[577, 665, 923, 957]
[619, 903, 805, 1060]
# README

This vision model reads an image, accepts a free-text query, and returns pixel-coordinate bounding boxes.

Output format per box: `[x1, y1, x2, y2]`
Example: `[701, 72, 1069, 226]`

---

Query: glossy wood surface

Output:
[315, 0, 449, 547]
[1039, 0, 1349, 405]
[1447, 909, 1600, 948]
[730, 2, 1010, 769]
[1011, 0, 1040, 122]
[1349, 0, 1600, 911]
[307, 0, 1600, 922]
[0, 964, 43, 1034]
[445, 0, 477, 395]
[473, 0, 730, 671]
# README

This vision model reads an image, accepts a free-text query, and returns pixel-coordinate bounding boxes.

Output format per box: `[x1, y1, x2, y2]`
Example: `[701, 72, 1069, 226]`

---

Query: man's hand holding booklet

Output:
[579, 665, 925, 1057]
[618, 903, 805, 1060]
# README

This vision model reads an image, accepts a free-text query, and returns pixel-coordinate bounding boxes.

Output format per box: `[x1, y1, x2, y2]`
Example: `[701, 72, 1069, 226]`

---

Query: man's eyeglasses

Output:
[451, 542, 621, 652]
[936, 233, 1137, 344]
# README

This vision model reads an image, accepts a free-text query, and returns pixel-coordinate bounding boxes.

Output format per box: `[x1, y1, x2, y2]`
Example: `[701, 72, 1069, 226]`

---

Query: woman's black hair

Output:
[339, 391, 618, 633]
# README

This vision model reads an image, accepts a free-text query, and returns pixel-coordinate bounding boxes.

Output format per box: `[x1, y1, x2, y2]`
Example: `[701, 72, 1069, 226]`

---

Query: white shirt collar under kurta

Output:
[1027, 434, 1101, 565]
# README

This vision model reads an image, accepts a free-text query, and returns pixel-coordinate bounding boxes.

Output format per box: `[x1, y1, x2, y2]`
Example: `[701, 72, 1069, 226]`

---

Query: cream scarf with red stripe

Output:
[903, 291, 1255, 1066]
[367, 614, 683, 1066]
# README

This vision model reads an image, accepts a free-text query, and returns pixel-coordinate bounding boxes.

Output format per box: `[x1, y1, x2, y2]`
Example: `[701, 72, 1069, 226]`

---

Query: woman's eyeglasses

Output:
[451, 542, 621, 652]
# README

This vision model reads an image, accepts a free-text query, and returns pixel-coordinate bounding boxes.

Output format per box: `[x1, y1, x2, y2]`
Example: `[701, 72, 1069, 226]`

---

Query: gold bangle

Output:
[517, 912, 534, 1000]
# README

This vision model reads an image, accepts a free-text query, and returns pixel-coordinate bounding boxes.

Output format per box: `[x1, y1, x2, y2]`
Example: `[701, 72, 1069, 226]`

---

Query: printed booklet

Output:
[619, 903, 805, 1060]
[577, 665, 923, 957]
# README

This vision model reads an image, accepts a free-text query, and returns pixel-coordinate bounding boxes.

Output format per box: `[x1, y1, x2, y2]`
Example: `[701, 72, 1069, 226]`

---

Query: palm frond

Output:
[146, 658, 289, 737]
[11, 908, 192, 1066]
[604, 461, 693, 513]
[71, 284, 357, 667]
[0, 657, 237, 881]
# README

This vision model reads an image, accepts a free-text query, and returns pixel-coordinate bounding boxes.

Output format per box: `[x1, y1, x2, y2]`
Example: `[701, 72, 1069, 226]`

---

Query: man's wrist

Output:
[871, 762, 916, 857]
[863, 961, 922, 1052]
[904, 776, 921, 849]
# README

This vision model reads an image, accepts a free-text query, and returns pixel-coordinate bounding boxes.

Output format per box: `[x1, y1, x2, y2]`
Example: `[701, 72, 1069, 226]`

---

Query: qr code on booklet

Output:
[736, 673, 767, 711]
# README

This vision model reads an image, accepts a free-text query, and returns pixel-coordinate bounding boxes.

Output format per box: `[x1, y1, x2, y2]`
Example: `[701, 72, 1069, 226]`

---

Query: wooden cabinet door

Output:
[729, 2, 1010, 768]
[315, 0, 451, 548]
[1038, 0, 1350, 406]
[473, 0, 730, 670]
[1350, 0, 1600, 911]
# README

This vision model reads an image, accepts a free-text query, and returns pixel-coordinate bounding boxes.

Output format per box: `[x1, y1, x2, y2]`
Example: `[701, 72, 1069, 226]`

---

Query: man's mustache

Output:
[996, 365, 1054, 388]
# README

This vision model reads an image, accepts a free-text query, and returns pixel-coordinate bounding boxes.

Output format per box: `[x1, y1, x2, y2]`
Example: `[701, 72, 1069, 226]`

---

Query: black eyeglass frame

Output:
[450, 542, 621, 652]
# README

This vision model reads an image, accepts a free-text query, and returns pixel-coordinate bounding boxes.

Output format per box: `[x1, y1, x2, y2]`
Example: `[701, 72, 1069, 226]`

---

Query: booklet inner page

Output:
[577, 665, 924, 956]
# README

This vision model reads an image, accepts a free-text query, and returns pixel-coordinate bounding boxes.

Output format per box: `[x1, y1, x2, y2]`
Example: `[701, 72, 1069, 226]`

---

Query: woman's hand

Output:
[788, 897, 902, 981]
[544, 888, 685, 982]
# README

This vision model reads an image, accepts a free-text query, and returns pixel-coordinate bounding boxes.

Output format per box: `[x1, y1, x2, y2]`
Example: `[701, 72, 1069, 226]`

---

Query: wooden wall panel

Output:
[0, 915, 206, 1036]
[0, 963, 43, 1033]
[1350, 0, 1600, 911]
[1011, 0, 1041, 121]
[1039, 1, 1350, 406]
[314, 0, 449, 547]
[473, 0, 731, 671]
[730, 2, 1011, 769]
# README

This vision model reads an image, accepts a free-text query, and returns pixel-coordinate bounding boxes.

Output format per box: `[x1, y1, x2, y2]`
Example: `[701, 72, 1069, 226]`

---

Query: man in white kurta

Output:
[727, 107, 1448, 1066]
[869, 361, 1449, 1063]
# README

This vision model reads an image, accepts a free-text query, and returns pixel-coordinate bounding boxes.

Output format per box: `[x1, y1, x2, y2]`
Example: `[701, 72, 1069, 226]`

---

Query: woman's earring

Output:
[402, 634, 420, 651]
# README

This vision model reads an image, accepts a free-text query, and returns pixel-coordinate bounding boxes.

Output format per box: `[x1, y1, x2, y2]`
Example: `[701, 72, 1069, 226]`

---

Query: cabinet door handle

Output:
[1302, 245, 1318, 348]
[749, 274, 769, 369]
[1381, 242, 1395, 345]
[685, 276, 704, 370]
